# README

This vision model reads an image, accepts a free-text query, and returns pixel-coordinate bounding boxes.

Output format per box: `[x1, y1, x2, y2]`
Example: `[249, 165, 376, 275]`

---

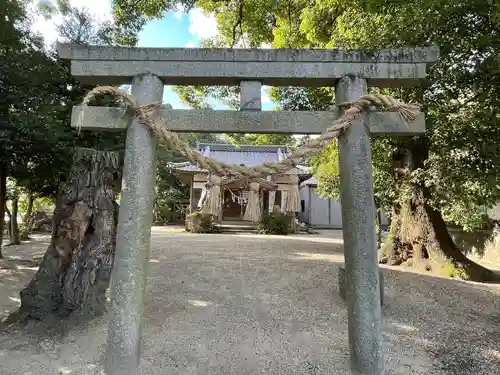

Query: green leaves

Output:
[0, 0, 135, 199]
[112, 0, 500, 230]
[226, 133, 294, 146]
[310, 141, 341, 201]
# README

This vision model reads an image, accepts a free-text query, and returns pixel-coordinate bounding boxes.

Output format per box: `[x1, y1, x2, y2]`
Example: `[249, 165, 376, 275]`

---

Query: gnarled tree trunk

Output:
[18, 148, 120, 321]
[379, 138, 497, 282]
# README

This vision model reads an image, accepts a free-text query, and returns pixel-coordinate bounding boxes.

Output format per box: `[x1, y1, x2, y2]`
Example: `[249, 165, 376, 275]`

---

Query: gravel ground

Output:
[0, 234, 50, 320]
[1, 227, 500, 374]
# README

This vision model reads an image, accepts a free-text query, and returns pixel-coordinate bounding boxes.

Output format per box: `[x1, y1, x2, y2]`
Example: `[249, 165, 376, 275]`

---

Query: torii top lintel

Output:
[57, 43, 439, 87]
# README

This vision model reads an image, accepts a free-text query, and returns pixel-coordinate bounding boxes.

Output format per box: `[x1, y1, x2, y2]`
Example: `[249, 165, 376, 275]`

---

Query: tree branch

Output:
[230, 0, 244, 48]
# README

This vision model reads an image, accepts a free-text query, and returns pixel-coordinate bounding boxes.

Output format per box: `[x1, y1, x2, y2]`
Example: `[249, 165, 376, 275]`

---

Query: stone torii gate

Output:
[59, 43, 438, 375]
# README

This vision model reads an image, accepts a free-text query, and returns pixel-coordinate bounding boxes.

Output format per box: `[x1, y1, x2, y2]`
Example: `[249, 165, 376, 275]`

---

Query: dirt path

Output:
[0, 234, 51, 321]
[1, 228, 500, 374]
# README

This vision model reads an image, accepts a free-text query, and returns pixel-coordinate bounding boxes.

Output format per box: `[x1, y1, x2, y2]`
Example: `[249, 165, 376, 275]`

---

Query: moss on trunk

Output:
[380, 138, 497, 282]
[380, 195, 497, 281]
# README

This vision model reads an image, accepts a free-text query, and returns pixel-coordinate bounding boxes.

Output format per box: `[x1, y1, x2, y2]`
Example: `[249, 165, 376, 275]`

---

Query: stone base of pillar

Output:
[338, 264, 384, 306]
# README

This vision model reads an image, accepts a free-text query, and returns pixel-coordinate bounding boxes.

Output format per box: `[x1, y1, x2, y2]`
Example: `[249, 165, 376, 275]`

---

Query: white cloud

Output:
[188, 8, 218, 40]
[261, 86, 272, 104]
[28, 0, 112, 47]
[231, 39, 247, 48]
[172, 3, 186, 20]
[185, 11, 272, 47]
[28, 3, 61, 47]
[64, 0, 112, 22]
[184, 40, 196, 48]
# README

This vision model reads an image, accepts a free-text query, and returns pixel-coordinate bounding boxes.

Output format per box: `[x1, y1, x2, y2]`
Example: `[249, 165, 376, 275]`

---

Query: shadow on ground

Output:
[271, 234, 500, 375]
[0, 236, 49, 320]
[0, 229, 499, 374]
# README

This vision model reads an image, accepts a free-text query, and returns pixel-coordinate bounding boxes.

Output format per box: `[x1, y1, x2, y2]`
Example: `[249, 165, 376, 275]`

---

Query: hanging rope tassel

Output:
[82, 87, 419, 181]
[202, 175, 222, 217]
[267, 175, 276, 213]
[243, 182, 261, 223]
[268, 190, 276, 213]
[281, 190, 289, 213]
[285, 175, 301, 213]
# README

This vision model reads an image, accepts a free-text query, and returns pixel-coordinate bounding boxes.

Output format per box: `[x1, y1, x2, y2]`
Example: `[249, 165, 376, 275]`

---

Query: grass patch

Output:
[185, 212, 221, 234]
[258, 211, 293, 235]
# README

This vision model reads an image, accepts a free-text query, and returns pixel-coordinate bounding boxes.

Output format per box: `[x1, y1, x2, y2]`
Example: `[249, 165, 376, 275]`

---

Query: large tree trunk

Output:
[21, 195, 35, 240]
[9, 194, 21, 245]
[379, 138, 497, 282]
[0, 167, 6, 258]
[18, 148, 120, 321]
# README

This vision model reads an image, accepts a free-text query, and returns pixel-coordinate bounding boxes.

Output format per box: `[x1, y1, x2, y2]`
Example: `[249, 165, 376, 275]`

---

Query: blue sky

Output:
[32, 1, 275, 110]
[138, 13, 195, 50]
[137, 11, 203, 109]
[137, 10, 275, 110]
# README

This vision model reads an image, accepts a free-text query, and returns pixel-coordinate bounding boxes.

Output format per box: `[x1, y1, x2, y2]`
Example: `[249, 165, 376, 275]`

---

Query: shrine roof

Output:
[172, 143, 308, 174]
[300, 176, 318, 188]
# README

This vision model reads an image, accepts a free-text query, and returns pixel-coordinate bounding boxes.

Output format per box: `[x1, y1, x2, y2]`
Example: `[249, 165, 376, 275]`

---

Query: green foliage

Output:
[185, 211, 221, 233]
[0, 0, 29, 51]
[439, 261, 469, 280]
[155, 147, 189, 224]
[309, 141, 340, 201]
[104, 0, 500, 234]
[271, 87, 332, 111]
[228, 0, 500, 232]
[154, 191, 188, 224]
[227, 133, 294, 146]
[112, 0, 199, 45]
[23, 196, 52, 214]
[154, 133, 219, 225]
[270, 85, 339, 197]
[0, 0, 130, 202]
[258, 211, 293, 235]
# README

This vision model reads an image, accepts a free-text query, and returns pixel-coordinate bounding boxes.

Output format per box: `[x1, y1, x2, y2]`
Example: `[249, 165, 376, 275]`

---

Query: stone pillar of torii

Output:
[60, 43, 438, 375]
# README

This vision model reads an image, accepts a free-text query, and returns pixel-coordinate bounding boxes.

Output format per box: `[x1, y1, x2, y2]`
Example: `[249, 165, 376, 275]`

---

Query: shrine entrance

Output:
[223, 188, 245, 219]
[172, 142, 305, 222]
[60, 42, 438, 375]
